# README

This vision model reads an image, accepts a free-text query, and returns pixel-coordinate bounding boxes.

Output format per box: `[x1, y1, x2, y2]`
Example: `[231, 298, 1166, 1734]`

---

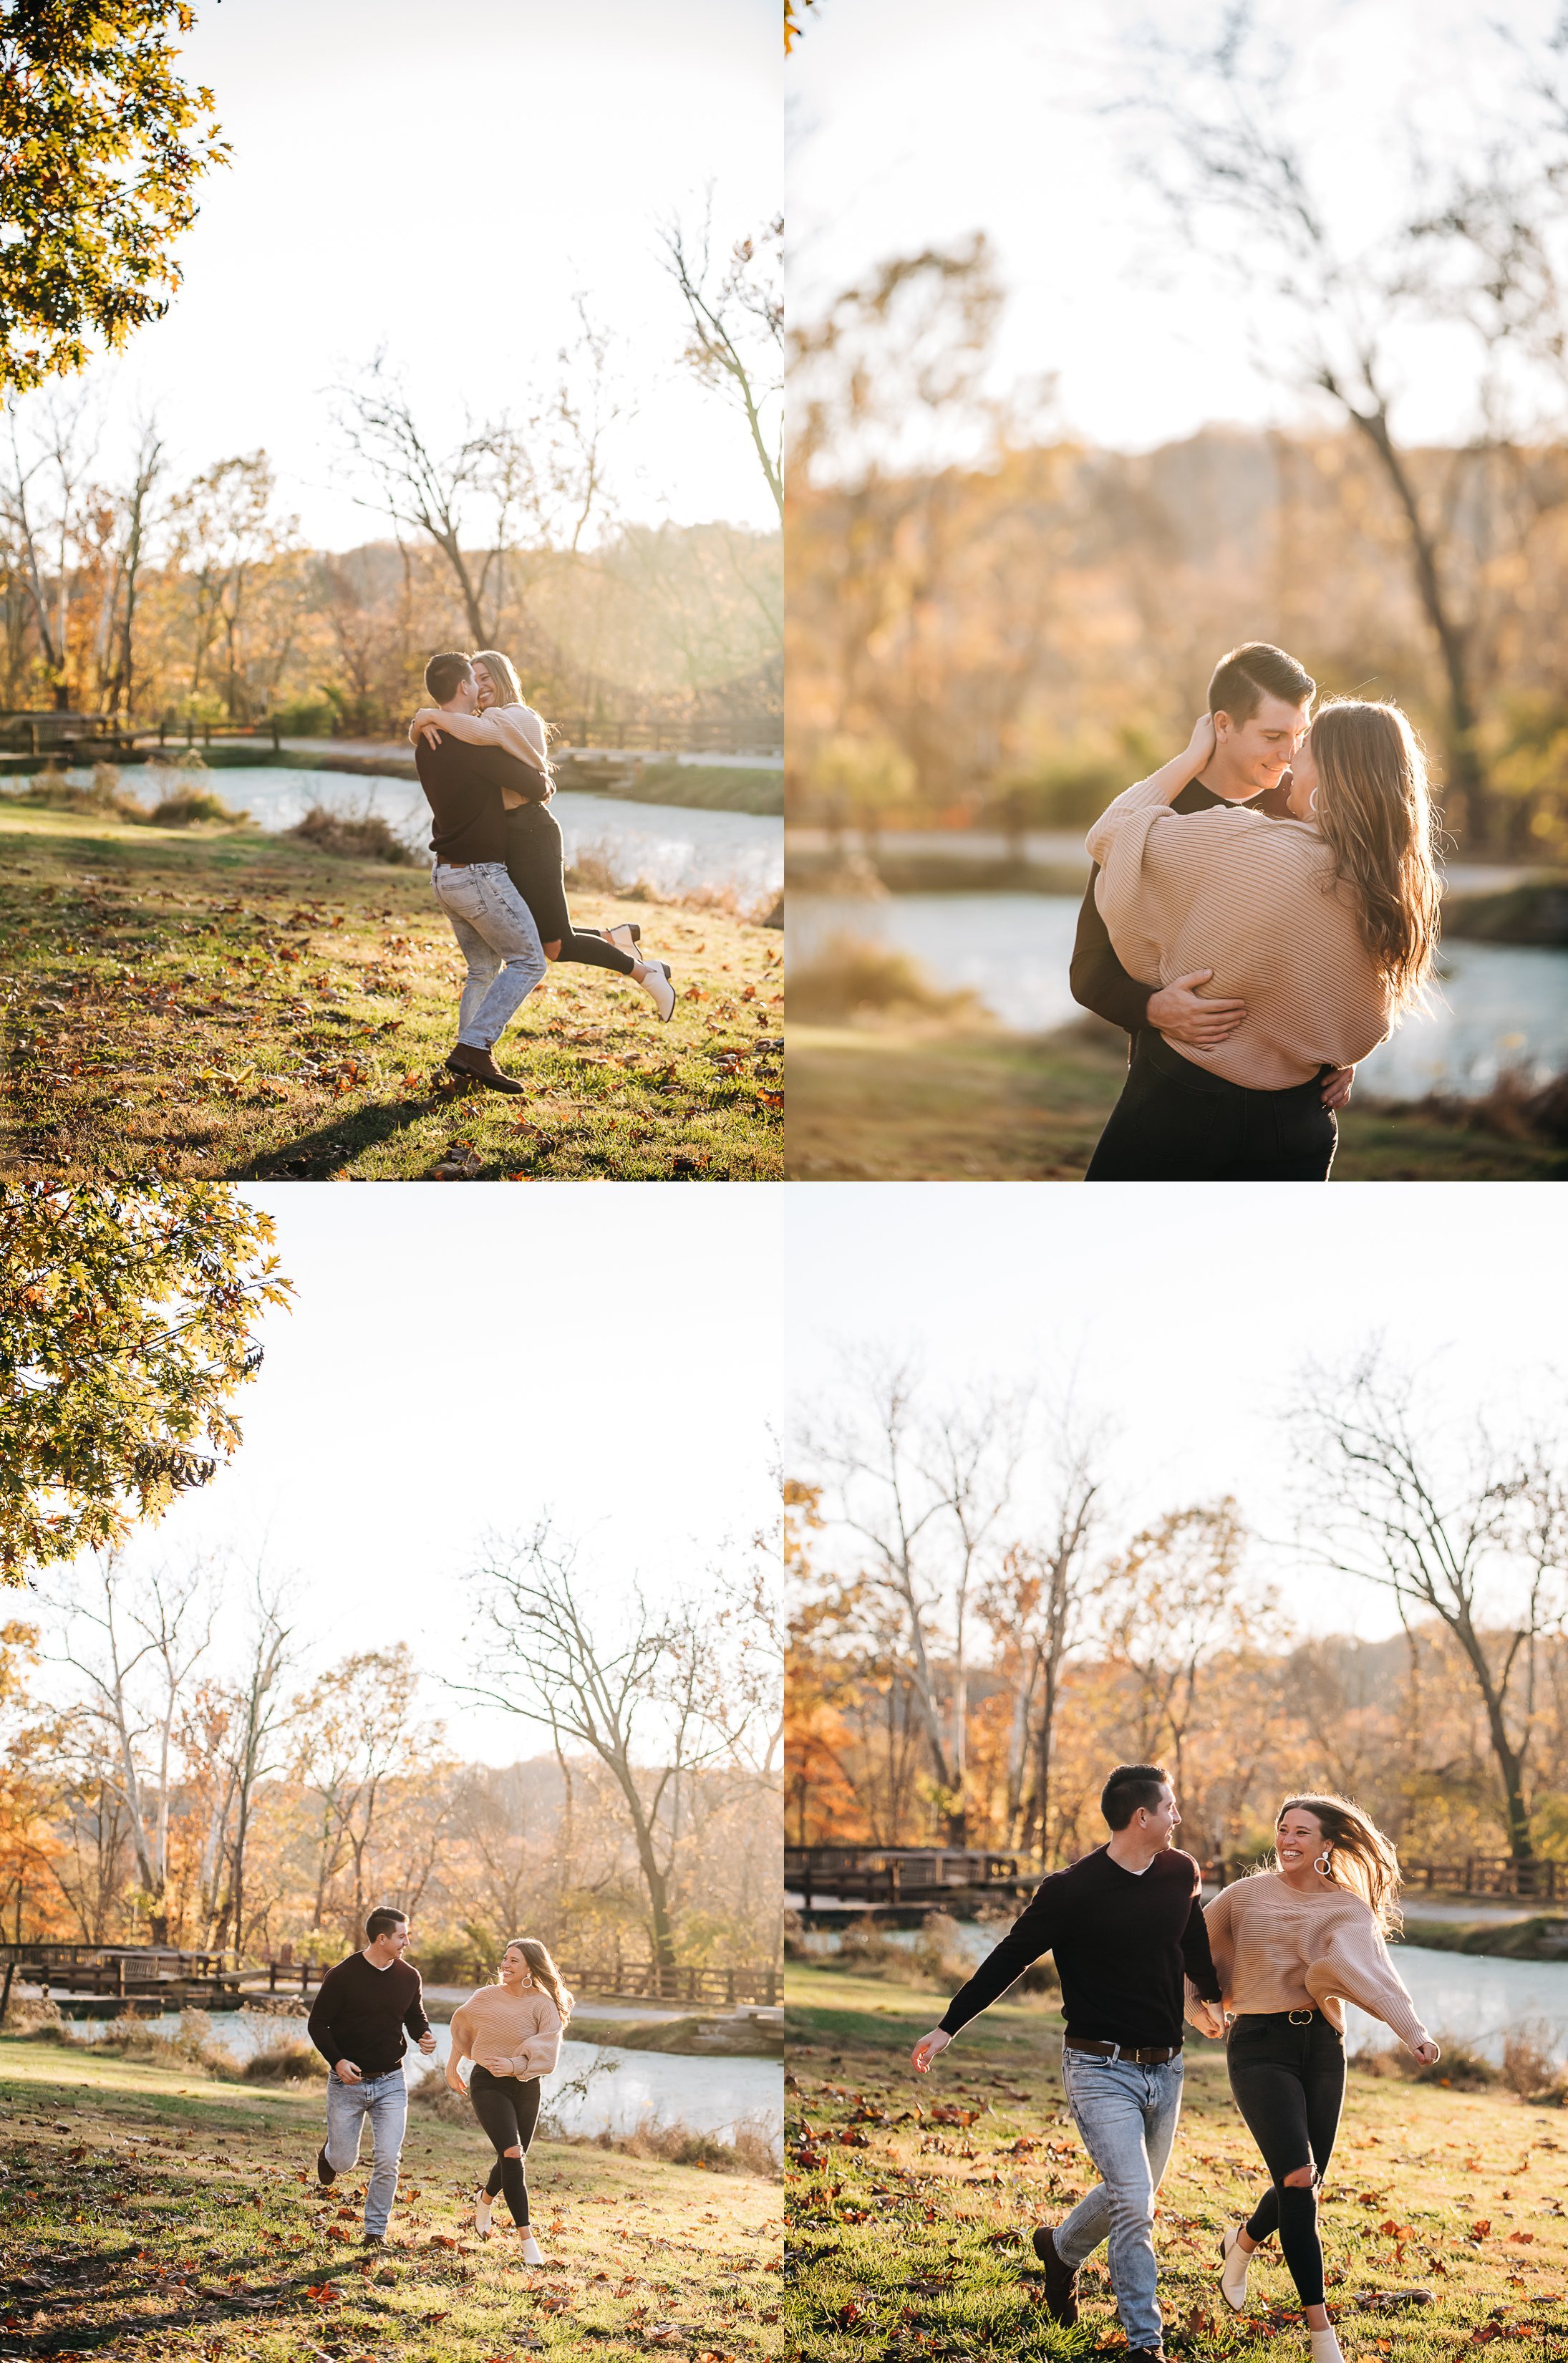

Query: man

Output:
[1071, 642, 1352, 1121]
[415, 650, 549, 1094]
[307, 1905, 436, 2246]
[911, 1766, 1223, 2363]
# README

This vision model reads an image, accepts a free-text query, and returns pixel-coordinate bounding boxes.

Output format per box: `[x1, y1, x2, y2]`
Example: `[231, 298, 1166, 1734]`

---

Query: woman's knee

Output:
[543, 942, 561, 961]
[1282, 2166, 1316, 2189]
[505, 2143, 523, 2158]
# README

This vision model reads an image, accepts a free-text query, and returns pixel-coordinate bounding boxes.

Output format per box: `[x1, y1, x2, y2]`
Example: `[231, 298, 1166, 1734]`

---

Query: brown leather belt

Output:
[1064, 2035, 1182, 2065]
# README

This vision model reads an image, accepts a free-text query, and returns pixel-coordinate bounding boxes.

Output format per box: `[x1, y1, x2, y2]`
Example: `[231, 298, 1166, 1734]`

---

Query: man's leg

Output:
[362, 2071, 408, 2239]
[432, 871, 505, 1037]
[324, 2074, 368, 2176]
[435, 866, 547, 1049]
[1054, 2052, 1174, 2354]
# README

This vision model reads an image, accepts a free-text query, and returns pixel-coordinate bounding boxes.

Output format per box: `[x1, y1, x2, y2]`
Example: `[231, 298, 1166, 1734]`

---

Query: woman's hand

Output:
[480, 2052, 513, 2076]
[1185, 712, 1217, 773]
[408, 707, 446, 750]
[1412, 2038, 1441, 2067]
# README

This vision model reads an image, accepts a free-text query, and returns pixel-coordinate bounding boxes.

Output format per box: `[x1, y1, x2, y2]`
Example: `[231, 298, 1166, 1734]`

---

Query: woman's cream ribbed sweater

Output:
[1085, 775, 1397, 1089]
[1194, 1872, 1428, 2050]
[449, 1983, 563, 2080]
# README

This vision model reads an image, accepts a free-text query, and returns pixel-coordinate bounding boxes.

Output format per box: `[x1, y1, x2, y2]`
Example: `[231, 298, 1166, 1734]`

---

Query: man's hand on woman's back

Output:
[1147, 968, 1247, 1048]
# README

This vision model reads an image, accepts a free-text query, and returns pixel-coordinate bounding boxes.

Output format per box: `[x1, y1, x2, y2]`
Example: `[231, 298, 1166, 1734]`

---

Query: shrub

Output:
[1501, 2017, 1562, 2097]
[911, 1911, 982, 1991]
[8, 762, 147, 821]
[150, 788, 248, 826]
[1392, 2030, 1498, 2088]
[409, 2071, 473, 2125]
[270, 697, 335, 738]
[240, 2040, 322, 2082]
[286, 806, 417, 864]
[587, 2110, 779, 2178]
[788, 933, 982, 1023]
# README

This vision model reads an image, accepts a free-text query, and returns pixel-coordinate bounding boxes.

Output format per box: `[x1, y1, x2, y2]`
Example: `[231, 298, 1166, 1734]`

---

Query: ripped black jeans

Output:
[468, 2065, 542, 2227]
[1226, 2010, 1345, 2308]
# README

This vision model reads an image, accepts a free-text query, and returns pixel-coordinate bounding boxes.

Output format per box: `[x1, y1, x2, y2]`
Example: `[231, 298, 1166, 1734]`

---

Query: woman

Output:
[1083, 700, 1441, 1180]
[1192, 1797, 1439, 2363]
[410, 651, 676, 1020]
[445, 1936, 572, 2263]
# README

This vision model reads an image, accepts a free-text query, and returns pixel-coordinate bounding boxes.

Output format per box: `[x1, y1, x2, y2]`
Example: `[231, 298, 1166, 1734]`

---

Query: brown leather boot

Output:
[1032, 2223, 1079, 2324]
[445, 1043, 526, 1094]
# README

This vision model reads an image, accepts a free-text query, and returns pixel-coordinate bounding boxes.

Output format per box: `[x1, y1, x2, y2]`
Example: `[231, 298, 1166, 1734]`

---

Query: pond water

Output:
[803, 1924, 1568, 2069]
[790, 891, 1568, 1101]
[65, 2011, 781, 2153]
[63, 765, 784, 914]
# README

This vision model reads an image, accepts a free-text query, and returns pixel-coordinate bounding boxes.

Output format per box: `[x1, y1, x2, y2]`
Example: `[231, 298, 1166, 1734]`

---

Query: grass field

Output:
[785, 1023, 1568, 1182]
[0, 2034, 782, 2362]
[0, 808, 783, 1180]
[785, 1966, 1568, 2362]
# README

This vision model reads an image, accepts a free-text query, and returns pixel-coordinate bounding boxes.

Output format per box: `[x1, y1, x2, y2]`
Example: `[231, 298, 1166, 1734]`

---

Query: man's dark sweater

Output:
[1070, 777, 1292, 1039]
[415, 732, 548, 866]
[938, 1845, 1220, 2051]
[307, 1953, 431, 2078]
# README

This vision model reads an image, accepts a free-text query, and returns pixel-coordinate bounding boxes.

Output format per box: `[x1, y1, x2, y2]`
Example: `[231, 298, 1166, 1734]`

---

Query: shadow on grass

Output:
[232, 1089, 451, 1179]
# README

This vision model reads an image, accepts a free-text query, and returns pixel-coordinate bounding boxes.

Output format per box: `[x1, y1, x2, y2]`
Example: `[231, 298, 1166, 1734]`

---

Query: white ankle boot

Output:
[1309, 2328, 1345, 2363]
[1218, 2224, 1251, 2311]
[475, 2188, 493, 2236]
[517, 2231, 544, 2266]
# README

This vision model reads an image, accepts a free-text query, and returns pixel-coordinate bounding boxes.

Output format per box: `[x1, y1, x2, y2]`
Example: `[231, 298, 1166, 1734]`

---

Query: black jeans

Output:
[468, 2065, 543, 2227]
[504, 804, 635, 973]
[1226, 2011, 1345, 2308]
[1085, 1032, 1337, 1181]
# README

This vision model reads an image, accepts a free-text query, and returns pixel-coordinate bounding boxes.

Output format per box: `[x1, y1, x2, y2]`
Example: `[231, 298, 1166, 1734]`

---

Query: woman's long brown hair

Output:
[1276, 1792, 1404, 1935]
[502, 1936, 574, 2027]
[1309, 700, 1441, 1010]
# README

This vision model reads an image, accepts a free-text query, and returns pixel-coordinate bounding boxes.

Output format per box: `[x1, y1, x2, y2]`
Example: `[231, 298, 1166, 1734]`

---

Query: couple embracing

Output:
[1073, 644, 1443, 1180]
[410, 648, 677, 1094]
[913, 1765, 1437, 2363]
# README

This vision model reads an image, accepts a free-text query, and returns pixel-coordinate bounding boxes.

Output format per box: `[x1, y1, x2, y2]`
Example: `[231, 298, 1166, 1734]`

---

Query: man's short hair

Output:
[1101, 1764, 1171, 1830]
[1207, 642, 1315, 724]
[425, 651, 473, 704]
[365, 1905, 408, 1942]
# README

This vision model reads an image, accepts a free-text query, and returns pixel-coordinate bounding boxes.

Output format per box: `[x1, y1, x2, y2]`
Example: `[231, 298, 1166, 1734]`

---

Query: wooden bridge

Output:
[787, 1846, 1040, 1915]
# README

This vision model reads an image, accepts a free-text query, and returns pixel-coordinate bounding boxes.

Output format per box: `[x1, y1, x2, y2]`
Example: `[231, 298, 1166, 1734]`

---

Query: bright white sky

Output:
[785, 1182, 1568, 1645]
[34, 1185, 780, 1766]
[74, 0, 780, 548]
[788, 0, 1563, 454]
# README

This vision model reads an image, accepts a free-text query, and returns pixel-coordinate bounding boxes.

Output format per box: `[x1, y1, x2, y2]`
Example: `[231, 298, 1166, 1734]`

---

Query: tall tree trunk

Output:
[1339, 397, 1488, 838]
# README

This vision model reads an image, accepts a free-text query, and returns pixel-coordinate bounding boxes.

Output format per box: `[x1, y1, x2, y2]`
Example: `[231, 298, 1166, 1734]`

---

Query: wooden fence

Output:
[0, 1941, 779, 2014]
[788, 1847, 1568, 1911]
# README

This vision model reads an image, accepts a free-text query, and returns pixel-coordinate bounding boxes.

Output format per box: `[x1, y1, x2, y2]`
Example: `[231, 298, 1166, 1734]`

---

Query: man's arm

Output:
[913, 1883, 1061, 2072]
[1180, 1880, 1223, 2005]
[1070, 866, 1152, 1035]
[943, 1884, 1062, 2036]
[307, 1968, 344, 2068]
[465, 745, 549, 802]
[1071, 865, 1249, 1050]
[403, 1974, 434, 2050]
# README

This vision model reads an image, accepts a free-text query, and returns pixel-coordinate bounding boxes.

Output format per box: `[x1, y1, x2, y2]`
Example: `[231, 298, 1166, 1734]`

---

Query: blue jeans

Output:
[1055, 2047, 1184, 2352]
[430, 861, 547, 1049]
[324, 2067, 407, 2236]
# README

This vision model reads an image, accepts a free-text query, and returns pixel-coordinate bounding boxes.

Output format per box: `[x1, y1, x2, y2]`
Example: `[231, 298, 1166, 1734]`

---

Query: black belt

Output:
[1064, 2035, 1182, 2065]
